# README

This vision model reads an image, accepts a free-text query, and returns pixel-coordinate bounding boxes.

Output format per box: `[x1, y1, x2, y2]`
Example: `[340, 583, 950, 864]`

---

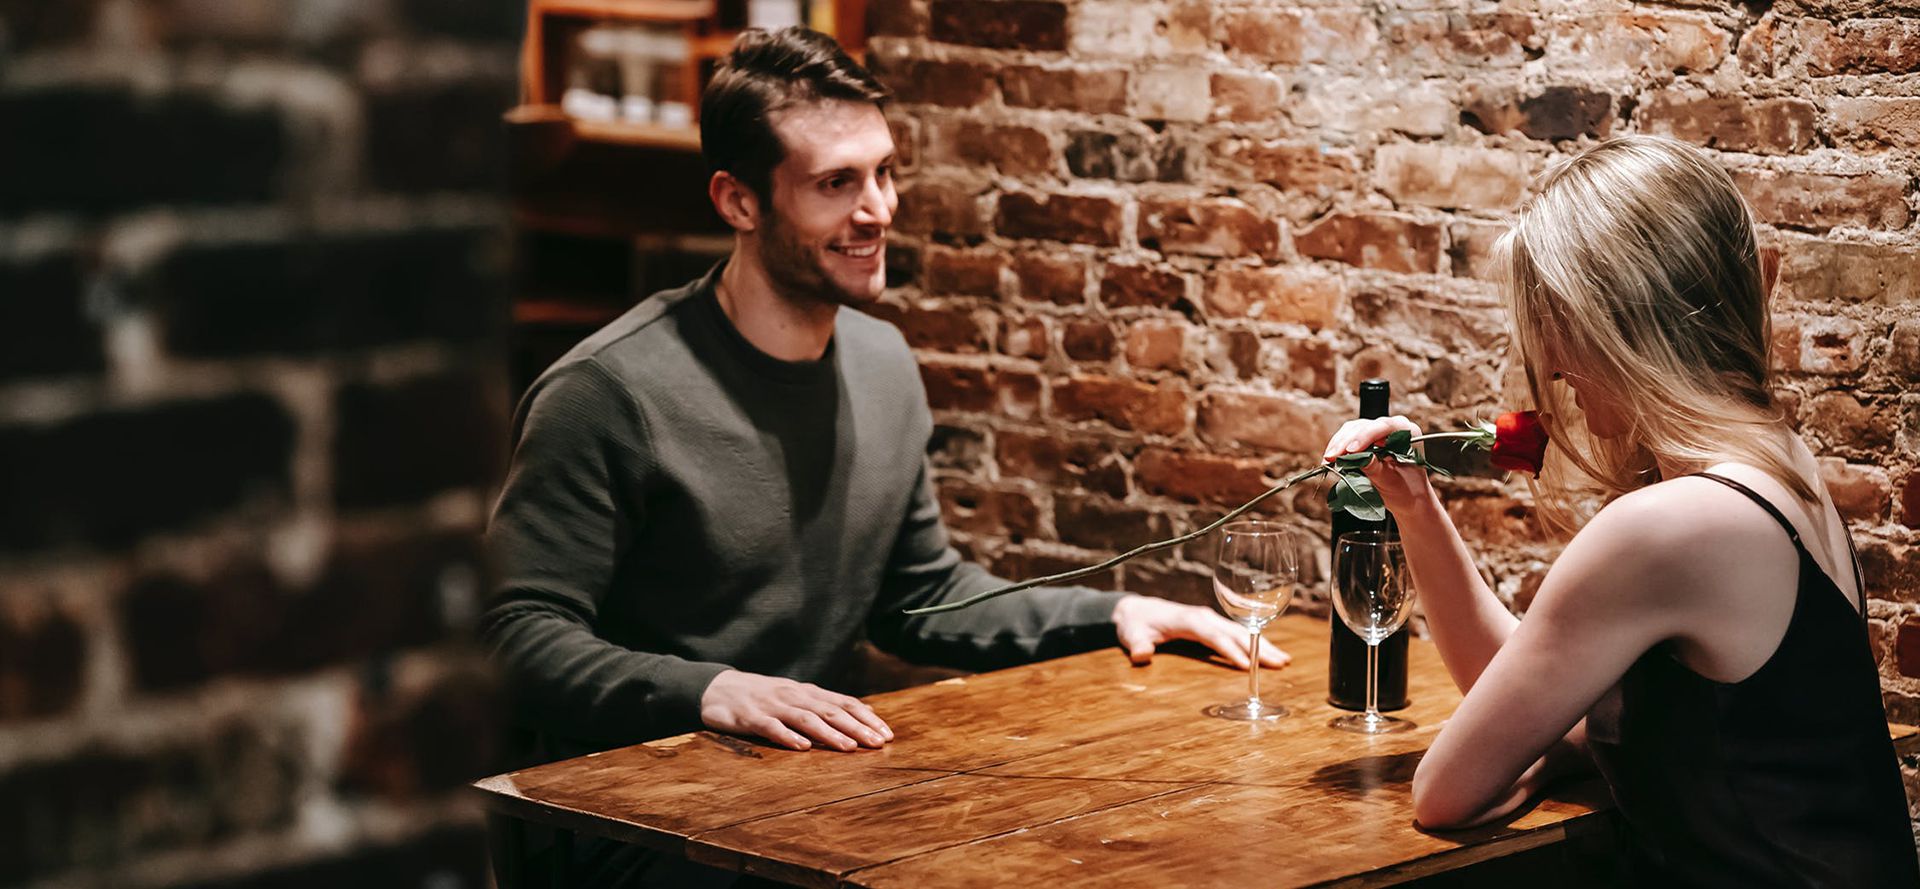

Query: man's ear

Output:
[710, 171, 760, 233]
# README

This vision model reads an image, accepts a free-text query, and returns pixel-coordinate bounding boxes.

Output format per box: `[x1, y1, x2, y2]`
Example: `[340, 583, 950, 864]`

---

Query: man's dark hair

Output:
[700, 26, 890, 204]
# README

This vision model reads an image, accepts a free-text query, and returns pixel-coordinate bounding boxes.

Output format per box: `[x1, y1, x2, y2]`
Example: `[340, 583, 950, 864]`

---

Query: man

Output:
[483, 26, 1283, 773]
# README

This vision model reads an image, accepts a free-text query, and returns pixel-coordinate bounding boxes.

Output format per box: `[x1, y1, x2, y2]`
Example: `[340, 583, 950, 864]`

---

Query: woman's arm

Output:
[1411, 491, 1695, 828]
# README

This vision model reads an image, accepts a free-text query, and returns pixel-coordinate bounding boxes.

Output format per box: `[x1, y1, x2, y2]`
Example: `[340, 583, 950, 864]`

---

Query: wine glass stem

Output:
[1248, 630, 1261, 704]
[1364, 640, 1380, 722]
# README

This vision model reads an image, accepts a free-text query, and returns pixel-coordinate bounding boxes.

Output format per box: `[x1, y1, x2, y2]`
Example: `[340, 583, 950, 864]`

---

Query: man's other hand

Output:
[699, 670, 893, 752]
[1111, 593, 1292, 670]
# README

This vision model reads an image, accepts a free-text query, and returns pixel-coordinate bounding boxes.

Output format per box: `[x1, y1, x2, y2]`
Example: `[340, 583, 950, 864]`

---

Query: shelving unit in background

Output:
[506, 0, 867, 393]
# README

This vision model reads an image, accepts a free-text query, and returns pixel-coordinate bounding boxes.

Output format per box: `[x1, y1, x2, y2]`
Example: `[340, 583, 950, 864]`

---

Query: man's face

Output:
[755, 100, 897, 308]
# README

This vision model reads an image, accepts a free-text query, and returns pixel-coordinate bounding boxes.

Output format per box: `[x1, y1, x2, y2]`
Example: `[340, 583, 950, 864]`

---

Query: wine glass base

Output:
[1203, 699, 1289, 721]
[1329, 712, 1414, 734]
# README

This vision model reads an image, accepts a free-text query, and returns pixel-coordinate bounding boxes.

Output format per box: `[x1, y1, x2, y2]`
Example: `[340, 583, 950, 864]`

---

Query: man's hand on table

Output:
[700, 669, 894, 752]
[1112, 593, 1292, 670]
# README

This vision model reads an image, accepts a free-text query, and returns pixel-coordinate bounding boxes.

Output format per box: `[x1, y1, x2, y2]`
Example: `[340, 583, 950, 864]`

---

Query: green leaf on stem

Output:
[1383, 429, 1414, 457]
[1328, 471, 1387, 522]
[1334, 451, 1375, 469]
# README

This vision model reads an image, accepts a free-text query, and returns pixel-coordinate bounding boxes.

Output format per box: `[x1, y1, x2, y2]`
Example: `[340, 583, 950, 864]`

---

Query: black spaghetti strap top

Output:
[1584, 472, 1920, 887]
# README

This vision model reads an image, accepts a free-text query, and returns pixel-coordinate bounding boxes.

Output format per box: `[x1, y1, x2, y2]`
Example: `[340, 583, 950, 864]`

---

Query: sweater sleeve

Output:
[867, 459, 1125, 670]
[479, 359, 730, 746]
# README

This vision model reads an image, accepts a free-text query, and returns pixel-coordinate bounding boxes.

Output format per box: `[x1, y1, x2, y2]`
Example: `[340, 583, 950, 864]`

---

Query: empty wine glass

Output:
[1330, 531, 1417, 734]
[1204, 521, 1310, 722]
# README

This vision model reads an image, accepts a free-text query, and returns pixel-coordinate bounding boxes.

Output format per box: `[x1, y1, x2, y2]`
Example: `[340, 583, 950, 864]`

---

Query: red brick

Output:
[1138, 198, 1280, 260]
[1546, 12, 1729, 75]
[1294, 213, 1445, 274]
[1349, 286, 1506, 356]
[1446, 495, 1536, 547]
[1775, 238, 1920, 305]
[938, 479, 1043, 539]
[996, 430, 1128, 498]
[1373, 144, 1528, 211]
[1732, 169, 1910, 232]
[1065, 130, 1193, 184]
[1902, 472, 1920, 529]
[1890, 320, 1920, 381]
[920, 360, 993, 412]
[1350, 347, 1423, 397]
[1860, 539, 1920, 604]
[996, 368, 1043, 420]
[1206, 265, 1343, 330]
[924, 119, 1054, 177]
[1638, 90, 1818, 155]
[1385, 12, 1537, 70]
[1210, 72, 1283, 123]
[1135, 447, 1272, 506]
[866, 303, 990, 352]
[929, 424, 988, 471]
[1100, 263, 1191, 312]
[898, 179, 985, 237]
[999, 315, 1049, 360]
[1448, 220, 1508, 281]
[1131, 67, 1212, 123]
[930, 0, 1067, 50]
[1123, 320, 1188, 372]
[1196, 389, 1344, 455]
[1831, 97, 1920, 151]
[1053, 374, 1187, 435]
[1774, 314, 1865, 375]
[1796, 18, 1920, 77]
[1277, 337, 1336, 398]
[1216, 9, 1380, 65]
[1013, 252, 1088, 305]
[998, 66, 1128, 114]
[1798, 390, 1895, 453]
[1218, 328, 1265, 381]
[871, 57, 994, 107]
[1061, 319, 1116, 362]
[1055, 495, 1175, 551]
[1222, 139, 1361, 199]
[1121, 561, 1213, 609]
[1462, 85, 1617, 141]
[1819, 458, 1890, 523]
[1423, 357, 1496, 408]
[923, 247, 1004, 296]
[996, 192, 1125, 246]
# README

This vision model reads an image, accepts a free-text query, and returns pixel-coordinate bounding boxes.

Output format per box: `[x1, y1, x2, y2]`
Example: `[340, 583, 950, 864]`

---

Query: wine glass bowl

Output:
[1330, 531, 1417, 734]
[1204, 521, 1310, 722]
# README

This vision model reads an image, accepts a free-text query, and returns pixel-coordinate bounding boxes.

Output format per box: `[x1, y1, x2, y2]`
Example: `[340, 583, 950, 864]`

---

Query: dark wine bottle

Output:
[1328, 379, 1411, 711]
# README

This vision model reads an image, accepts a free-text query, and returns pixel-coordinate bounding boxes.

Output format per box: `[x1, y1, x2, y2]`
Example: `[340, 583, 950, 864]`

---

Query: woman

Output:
[1324, 136, 1920, 885]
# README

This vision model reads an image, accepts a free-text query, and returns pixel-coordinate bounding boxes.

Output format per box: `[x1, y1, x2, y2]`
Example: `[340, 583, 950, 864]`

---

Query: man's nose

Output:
[853, 176, 893, 228]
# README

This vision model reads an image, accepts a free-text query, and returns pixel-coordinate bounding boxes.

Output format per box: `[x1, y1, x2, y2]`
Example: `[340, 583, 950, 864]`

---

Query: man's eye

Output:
[877, 165, 893, 180]
[824, 177, 849, 190]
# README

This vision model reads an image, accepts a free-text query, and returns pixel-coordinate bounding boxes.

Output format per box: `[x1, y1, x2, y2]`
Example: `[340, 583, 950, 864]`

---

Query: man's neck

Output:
[715, 248, 839, 363]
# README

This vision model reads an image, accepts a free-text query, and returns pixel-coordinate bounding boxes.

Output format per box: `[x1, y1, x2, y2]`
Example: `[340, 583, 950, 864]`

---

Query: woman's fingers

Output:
[1323, 416, 1424, 462]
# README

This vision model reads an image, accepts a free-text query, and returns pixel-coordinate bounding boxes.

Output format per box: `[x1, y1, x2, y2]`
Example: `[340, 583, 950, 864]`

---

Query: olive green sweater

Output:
[481, 263, 1123, 750]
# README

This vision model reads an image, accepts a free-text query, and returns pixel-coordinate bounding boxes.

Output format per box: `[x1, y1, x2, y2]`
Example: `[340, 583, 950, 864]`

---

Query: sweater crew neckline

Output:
[690, 261, 840, 387]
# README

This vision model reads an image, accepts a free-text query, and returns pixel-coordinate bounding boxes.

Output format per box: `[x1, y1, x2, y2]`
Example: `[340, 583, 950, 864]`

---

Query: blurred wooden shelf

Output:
[507, 105, 702, 152]
[539, 0, 715, 22]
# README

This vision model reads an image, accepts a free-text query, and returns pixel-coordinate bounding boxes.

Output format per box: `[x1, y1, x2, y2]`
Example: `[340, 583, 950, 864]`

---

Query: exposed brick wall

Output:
[870, 0, 1920, 803]
[0, 0, 514, 884]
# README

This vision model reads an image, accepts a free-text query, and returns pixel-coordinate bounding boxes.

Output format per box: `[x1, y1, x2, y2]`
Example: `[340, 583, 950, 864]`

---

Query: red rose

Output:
[1488, 410, 1548, 476]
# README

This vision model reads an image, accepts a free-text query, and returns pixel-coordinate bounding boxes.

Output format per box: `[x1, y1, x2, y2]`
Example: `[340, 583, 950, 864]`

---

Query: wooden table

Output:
[474, 613, 1650, 887]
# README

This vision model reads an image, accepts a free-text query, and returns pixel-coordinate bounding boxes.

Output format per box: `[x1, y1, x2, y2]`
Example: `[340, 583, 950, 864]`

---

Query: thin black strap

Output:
[1694, 471, 1868, 625]
[1693, 473, 1801, 546]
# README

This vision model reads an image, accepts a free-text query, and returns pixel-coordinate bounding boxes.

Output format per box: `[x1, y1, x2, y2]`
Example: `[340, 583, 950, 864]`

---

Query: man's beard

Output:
[759, 206, 879, 309]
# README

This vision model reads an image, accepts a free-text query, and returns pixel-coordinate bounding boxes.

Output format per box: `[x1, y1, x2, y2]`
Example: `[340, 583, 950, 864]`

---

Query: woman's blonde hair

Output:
[1496, 135, 1809, 526]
